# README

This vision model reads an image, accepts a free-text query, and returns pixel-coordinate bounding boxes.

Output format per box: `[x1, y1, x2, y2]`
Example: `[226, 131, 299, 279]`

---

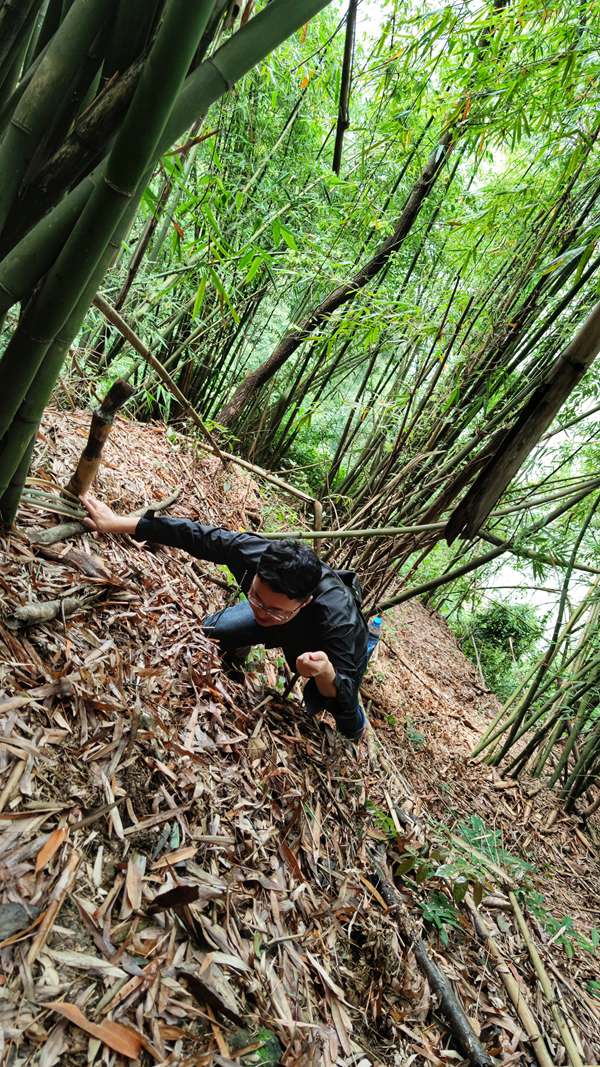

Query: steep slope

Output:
[0, 410, 598, 1067]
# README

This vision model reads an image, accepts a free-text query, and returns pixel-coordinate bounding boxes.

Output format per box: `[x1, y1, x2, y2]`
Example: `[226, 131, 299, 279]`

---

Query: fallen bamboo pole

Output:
[509, 892, 585, 1067]
[466, 896, 554, 1067]
[372, 862, 495, 1067]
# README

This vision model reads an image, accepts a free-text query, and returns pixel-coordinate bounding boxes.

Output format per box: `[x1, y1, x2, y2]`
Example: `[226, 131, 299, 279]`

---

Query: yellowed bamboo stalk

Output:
[509, 892, 585, 1067]
[466, 897, 554, 1067]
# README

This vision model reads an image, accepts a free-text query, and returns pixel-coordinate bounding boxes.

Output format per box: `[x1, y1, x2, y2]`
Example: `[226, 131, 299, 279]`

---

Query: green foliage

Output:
[457, 816, 599, 961]
[523, 890, 600, 959]
[455, 814, 533, 880]
[419, 892, 462, 946]
[454, 601, 544, 699]
[405, 719, 427, 750]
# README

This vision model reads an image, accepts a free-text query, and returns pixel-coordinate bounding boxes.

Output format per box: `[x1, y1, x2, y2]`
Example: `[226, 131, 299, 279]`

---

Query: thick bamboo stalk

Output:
[64, 379, 135, 498]
[0, 0, 216, 479]
[447, 299, 600, 541]
[0, 205, 138, 508]
[0, 0, 112, 237]
[0, 0, 42, 73]
[0, 0, 335, 312]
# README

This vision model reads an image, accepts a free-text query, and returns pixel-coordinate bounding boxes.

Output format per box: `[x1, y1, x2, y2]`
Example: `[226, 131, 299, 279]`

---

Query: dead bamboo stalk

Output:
[64, 378, 135, 498]
[509, 891, 585, 1067]
[466, 897, 554, 1067]
[372, 862, 495, 1067]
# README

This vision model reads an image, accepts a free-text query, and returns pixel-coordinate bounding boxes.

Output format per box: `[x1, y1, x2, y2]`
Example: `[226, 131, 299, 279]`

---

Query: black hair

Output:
[257, 539, 321, 600]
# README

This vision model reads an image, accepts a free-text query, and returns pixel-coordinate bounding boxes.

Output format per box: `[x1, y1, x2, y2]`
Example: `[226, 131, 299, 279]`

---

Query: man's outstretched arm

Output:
[81, 494, 139, 535]
[80, 493, 267, 578]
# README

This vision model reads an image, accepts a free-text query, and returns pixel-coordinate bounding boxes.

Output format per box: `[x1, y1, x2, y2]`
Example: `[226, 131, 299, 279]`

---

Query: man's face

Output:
[247, 575, 310, 627]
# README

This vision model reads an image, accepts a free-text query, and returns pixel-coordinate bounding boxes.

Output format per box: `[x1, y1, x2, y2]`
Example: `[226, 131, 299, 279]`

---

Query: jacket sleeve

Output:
[304, 621, 367, 740]
[133, 515, 266, 584]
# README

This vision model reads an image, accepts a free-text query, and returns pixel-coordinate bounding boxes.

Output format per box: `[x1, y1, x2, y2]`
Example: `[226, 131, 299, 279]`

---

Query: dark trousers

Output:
[203, 600, 378, 737]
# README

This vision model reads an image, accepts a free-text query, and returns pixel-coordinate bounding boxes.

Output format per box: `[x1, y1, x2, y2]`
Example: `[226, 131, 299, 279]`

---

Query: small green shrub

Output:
[453, 600, 544, 699]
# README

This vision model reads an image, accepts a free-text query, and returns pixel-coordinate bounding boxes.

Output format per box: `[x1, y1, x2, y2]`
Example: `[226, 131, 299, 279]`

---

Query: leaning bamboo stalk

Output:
[509, 892, 585, 1067]
[64, 378, 135, 498]
[0, 1, 218, 511]
[0, 0, 110, 237]
[92, 294, 225, 461]
[466, 898, 554, 1067]
[373, 482, 600, 614]
[91, 295, 324, 516]
[0, 0, 335, 315]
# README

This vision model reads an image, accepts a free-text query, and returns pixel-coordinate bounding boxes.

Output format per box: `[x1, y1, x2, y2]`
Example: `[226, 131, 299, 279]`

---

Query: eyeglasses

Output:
[247, 588, 301, 624]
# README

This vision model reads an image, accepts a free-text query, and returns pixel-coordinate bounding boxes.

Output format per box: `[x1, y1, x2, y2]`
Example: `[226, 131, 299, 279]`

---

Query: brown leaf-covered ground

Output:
[1, 410, 598, 1067]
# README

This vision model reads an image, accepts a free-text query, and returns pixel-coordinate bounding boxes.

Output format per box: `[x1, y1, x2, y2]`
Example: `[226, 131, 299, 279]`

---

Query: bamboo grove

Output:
[1, 0, 600, 813]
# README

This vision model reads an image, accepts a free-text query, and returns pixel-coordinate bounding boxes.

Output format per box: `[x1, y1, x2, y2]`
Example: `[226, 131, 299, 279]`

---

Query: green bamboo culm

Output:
[0, 0, 334, 317]
[0, 434, 36, 526]
[0, 0, 42, 116]
[0, 0, 42, 73]
[0, 0, 113, 238]
[0, 204, 138, 509]
[0, 0, 218, 498]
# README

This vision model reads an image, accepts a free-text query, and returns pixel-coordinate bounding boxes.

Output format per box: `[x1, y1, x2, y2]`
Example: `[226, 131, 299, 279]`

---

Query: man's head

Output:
[248, 539, 321, 626]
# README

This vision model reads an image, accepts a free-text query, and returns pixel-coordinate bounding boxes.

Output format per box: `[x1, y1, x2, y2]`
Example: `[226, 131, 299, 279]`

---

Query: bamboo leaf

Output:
[48, 1002, 143, 1059]
[192, 276, 207, 318]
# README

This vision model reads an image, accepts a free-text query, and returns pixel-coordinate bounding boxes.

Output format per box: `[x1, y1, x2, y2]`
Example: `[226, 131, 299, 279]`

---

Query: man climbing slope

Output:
[81, 494, 378, 742]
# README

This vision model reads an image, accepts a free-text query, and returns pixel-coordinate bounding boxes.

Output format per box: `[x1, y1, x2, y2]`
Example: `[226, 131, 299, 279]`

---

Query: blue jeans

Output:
[203, 600, 379, 738]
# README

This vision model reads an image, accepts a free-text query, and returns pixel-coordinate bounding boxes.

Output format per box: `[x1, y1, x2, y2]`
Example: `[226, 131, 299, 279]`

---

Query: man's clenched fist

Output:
[296, 651, 334, 680]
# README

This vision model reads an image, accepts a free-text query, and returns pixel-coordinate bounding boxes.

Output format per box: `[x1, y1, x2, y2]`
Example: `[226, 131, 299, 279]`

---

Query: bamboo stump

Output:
[64, 379, 134, 498]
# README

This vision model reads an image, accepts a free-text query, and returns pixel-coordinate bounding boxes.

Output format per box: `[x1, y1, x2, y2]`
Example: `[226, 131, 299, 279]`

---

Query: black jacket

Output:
[134, 516, 368, 738]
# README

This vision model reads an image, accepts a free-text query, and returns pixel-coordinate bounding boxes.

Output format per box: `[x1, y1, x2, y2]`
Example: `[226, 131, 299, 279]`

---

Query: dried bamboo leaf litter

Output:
[1, 410, 598, 1067]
